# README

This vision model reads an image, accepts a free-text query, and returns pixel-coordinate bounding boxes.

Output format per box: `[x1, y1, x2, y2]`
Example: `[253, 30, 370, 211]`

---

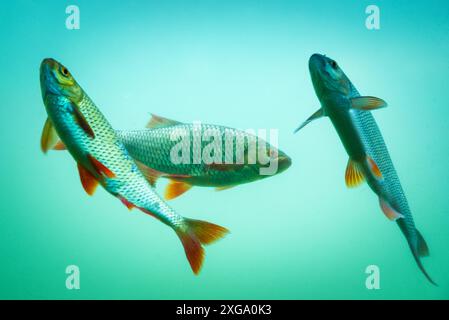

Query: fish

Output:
[116, 116, 292, 200]
[47, 115, 292, 200]
[295, 53, 435, 285]
[40, 58, 228, 275]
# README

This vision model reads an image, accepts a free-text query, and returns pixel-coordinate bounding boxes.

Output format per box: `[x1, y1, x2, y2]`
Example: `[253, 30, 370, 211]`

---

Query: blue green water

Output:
[1, 0, 448, 299]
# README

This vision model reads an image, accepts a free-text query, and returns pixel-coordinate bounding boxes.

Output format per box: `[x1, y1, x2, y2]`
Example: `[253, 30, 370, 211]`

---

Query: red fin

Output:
[73, 107, 95, 138]
[53, 140, 66, 150]
[135, 160, 164, 186]
[379, 198, 404, 221]
[119, 197, 136, 211]
[345, 159, 365, 188]
[177, 218, 229, 274]
[138, 207, 160, 220]
[367, 156, 383, 179]
[165, 180, 192, 200]
[77, 163, 99, 196]
[87, 155, 115, 178]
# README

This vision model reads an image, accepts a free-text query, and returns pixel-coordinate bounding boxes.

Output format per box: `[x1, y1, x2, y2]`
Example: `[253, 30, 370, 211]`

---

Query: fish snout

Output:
[41, 58, 58, 69]
[309, 53, 325, 71]
[276, 154, 292, 172]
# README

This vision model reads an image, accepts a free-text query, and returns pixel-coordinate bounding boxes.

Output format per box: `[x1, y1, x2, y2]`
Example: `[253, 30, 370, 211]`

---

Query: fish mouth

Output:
[40, 58, 57, 98]
[40, 58, 58, 79]
[41, 58, 58, 68]
[309, 53, 326, 75]
[276, 154, 292, 172]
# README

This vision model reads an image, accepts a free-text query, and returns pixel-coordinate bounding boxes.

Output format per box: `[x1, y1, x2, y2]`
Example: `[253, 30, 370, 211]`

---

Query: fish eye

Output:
[60, 66, 70, 77]
[329, 60, 338, 69]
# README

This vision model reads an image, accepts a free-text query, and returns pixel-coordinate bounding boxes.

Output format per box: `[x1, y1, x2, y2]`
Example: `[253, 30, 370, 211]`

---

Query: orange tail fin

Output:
[176, 218, 229, 275]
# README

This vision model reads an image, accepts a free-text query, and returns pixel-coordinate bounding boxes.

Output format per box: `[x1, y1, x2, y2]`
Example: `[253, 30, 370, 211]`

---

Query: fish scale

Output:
[348, 84, 417, 242]
[303, 53, 435, 284]
[51, 91, 181, 226]
[117, 123, 282, 187]
[40, 58, 228, 274]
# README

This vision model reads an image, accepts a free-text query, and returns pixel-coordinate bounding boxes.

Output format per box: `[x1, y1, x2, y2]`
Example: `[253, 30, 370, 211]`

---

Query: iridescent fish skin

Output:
[298, 53, 435, 285]
[40, 58, 228, 274]
[116, 118, 291, 199]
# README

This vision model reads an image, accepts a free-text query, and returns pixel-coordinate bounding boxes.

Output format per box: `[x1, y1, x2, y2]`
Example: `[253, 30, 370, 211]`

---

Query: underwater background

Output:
[1, 0, 448, 299]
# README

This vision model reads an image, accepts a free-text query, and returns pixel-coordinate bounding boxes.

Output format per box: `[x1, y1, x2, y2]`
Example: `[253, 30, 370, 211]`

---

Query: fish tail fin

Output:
[411, 229, 437, 286]
[416, 229, 429, 257]
[176, 218, 229, 275]
[412, 252, 437, 286]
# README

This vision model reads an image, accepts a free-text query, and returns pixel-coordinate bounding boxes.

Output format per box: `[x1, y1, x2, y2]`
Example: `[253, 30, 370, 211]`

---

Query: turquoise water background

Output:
[1, 0, 448, 299]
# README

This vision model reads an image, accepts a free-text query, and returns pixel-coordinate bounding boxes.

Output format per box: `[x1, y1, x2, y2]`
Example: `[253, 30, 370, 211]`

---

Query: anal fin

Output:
[119, 196, 136, 211]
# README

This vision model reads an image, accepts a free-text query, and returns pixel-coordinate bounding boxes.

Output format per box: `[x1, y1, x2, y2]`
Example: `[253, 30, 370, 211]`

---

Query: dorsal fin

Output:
[146, 114, 182, 129]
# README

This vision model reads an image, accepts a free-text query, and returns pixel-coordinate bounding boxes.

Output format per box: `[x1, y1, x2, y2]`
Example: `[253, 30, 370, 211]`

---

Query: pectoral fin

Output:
[165, 180, 193, 200]
[350, 96, 387, 111]
[41, 118, 65, 153]
[72, 106, 95, 138]
[146, 114, 182, 129]
[135, 160, 164, 186]
[379, 198, 404, 221]
[77, 163, 99, 196]
[345, 159, 365, 188]
[294, 108, 324, 133]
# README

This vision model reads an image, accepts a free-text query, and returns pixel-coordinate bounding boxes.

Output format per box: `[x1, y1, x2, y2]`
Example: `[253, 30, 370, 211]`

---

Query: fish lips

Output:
[40, 58, 60, 98]
[309, 53, 327, 76]
[276, 154, 292, 173]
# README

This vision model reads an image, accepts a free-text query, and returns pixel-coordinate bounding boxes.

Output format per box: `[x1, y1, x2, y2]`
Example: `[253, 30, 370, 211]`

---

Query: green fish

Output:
[115, 116, 292, 200]
[40, 58, 228, 275]
[48, 115, 292, 200]
[296, 53, 435, 285]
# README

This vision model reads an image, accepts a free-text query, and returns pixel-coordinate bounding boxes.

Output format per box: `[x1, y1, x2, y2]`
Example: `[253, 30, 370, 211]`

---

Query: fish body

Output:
[298, 53, 434, 284]
[116, 118, 291, 199]
[40, 58, 228, 274]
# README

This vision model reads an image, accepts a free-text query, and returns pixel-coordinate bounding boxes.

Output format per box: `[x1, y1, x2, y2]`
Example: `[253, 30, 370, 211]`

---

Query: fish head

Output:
[271, 148, 292, 174]
[309, 53, 351, 103]
[253, 144, 292, 177]
[40, 58, 82, 103]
